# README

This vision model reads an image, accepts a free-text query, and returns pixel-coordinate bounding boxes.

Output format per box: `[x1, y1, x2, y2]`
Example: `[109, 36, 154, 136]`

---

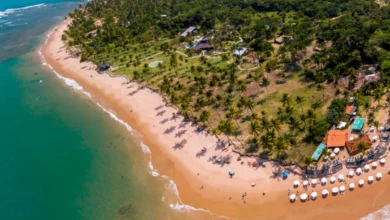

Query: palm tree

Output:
[280, 93, 292, 107]
[357, 142, 368, 155]
[374, 92, 381, 106]
[211, 127, 221, 140]
[306, 108, 317, 126]
[226, 106, 242, 129]
[295, 96, 304, 113]
[249, 120, 261, 137]
[270, 118, 281, 134]
[199, 110, 211, 127]
[275, 136, 288, 160]
[317, 84, 325, 103]
[259, 116, 270, 132]
[260, 133, 274, 150]
[373, 120, 380, 132]
[217, 119, 236, 143]
[245, 99, 255, 114]
[302, 156, 313, 167]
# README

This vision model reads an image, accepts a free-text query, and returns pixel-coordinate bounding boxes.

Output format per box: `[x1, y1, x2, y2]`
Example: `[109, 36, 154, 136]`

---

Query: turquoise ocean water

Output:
[0, 1, 182, 219]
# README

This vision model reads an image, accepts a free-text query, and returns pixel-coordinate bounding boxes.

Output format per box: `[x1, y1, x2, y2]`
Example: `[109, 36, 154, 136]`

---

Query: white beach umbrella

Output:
[302, 180, 308, 187]
[311, 192, 317, 199]
[321, 177, 327, 185]
[368, 176, 374, 182]
[322, 189, 329, 196]
[380, 126, 384, 131]
[348, 170, 354, 177]
[300, 193, 308, 201]
[330, 176, 336, 183]
[334, 148, 340, 154]
[364, 164, 370, 171]
[332, 187, 339, 194]
[340, 186, 346, 192]
[376, 172, 383, 179]
[372, 162, 378, 168]
[359, 179, 364, 186]
[380, 158, 386, 164]
[370, 126, 375, 132]
[293, 180, 300, 187]
[372, 136, 378, 141]
[356, 168, 362, 175]
[388, 168, 390, 173]
[330, 153, 336, 158]
[349, 183, 355, 189]
[350, 137, 354, 141]
[311, 179, 317, 185]
[290, 194, 296, 201]
[338, 174, 345, 181]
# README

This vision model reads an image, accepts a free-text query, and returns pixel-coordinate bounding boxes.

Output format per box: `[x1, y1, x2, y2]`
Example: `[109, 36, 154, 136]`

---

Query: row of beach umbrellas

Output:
[291, 173, 383, 202]
[293, 172, 383, 187]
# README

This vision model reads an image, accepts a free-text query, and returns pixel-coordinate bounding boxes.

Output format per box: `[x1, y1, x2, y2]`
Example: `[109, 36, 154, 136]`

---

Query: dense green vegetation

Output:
[65, 0, 390, 164]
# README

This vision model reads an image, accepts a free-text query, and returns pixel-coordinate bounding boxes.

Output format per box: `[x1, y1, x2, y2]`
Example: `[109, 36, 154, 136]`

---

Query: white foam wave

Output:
[96, 103, 133, 132]
[0, 4, 46, 18]
[141, 142, 151, 154]
[361, 204, 390, 220]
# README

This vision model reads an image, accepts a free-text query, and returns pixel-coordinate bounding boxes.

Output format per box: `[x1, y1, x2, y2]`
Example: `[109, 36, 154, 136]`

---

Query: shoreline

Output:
[40, 20, 390, 219]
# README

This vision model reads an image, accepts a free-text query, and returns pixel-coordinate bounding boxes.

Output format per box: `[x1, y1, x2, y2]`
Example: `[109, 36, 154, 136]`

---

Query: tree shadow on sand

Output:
[173, 139, 187, 150]
[164, 126, 175, 134]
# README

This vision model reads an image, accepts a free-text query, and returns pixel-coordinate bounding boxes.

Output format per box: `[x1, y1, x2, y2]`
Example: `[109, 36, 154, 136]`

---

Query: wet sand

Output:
[41, 20, 390, 219]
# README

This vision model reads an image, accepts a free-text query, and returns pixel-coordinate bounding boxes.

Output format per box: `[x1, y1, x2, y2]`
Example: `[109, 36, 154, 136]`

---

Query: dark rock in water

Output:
[116, 204, 141, 219]
[34, 72, 38, 75]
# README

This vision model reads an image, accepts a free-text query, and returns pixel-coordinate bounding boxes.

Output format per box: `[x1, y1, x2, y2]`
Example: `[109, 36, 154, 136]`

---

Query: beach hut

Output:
[349, 183, 355, 190]
[368, 176, 374, 183]
[372, 162, 378, 168]
[300, 193, 308, 201]
[311, 192, 317, 200]
[330, 176, 336, 183]
[364, 164, 370, 172]
[359, 179, 364, 186]
[332, 187, 339, 194]
[338, 174, 345, 182]
[356, 168, 362, 175]
[380, 158, 386, 165]
[340, 186, 346, 192]
[303, 180, 308, 187]
[311, 179, 317, 186]
[293, 180, 300, 187]
[322, 189, 329, 197]
[334, 148, 340, 154]
[321, 177, 327, 185]
[376, 172, 382, 180]
[348, 170, 354, 178]
[290, 194, 296, 201]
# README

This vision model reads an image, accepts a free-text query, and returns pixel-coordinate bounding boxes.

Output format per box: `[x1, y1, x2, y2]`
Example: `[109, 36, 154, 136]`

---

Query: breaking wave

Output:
[0, 3, 46, 18]
[361, 205, 390, 220]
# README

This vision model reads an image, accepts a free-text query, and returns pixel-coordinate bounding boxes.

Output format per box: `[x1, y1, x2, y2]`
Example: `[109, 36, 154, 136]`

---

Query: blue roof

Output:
[312, 143, 326, 161]
[352, 117, 365, 130]
[233, 47, 247, 56]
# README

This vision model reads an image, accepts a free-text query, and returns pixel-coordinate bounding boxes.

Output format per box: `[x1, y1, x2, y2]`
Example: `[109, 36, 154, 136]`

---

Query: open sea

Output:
[0, 1, 192, 219]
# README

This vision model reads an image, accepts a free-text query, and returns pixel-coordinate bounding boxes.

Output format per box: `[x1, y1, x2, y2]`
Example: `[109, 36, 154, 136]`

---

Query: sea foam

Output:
[361, 204, 390, 220]
[0, 3, 46, 18]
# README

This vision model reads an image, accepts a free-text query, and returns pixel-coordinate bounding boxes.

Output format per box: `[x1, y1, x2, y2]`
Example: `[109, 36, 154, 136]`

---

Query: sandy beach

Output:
[41, 20, 390, 219]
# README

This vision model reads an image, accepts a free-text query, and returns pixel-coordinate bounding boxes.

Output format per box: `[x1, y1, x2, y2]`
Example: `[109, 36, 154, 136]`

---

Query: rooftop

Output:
[181, 26, 196, 37]
[352, 117, 365, 131]
[345, 105, 356, 115]
[326, 130, 348, 148]
[346, 135, 372, 155]
[233, 47, 247, 56]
